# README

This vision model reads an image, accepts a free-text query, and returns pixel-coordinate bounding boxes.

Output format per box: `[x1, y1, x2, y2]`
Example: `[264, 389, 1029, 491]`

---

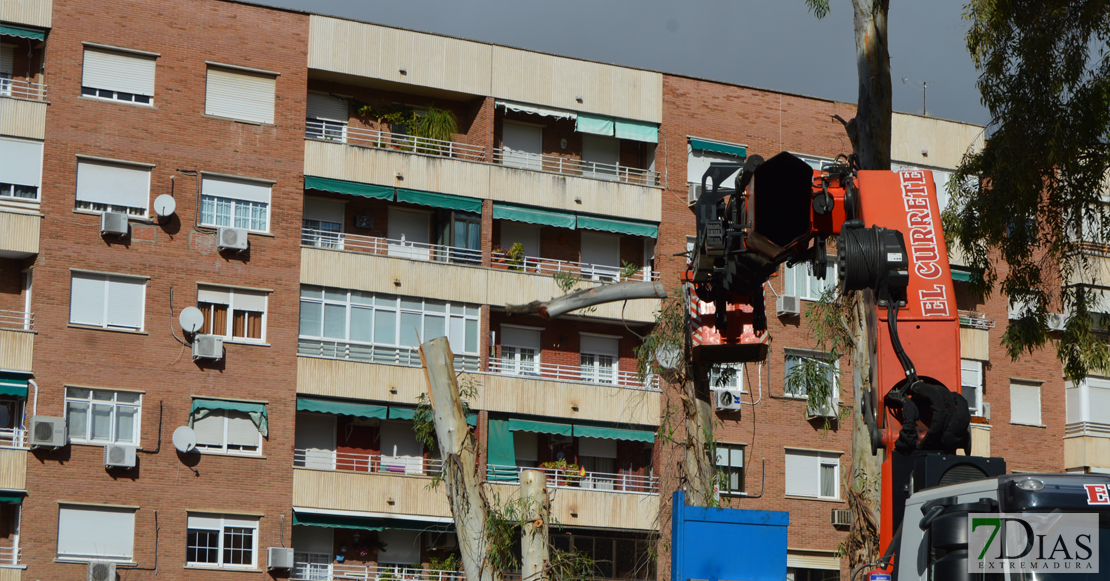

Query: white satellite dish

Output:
[172, 426, 197, 453]
[654, 343, 682, 370]
[179, 306, 204, 334]
[153, 194, 177, 217]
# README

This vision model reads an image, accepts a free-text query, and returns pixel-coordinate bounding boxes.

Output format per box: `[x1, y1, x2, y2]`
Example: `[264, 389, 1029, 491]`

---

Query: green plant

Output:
[427, 552, 461, 572]
[787, 280, 853, 431]
[506, 242, 525, 271]
[553, 270, 581, 293]
[633, 287, 687, 384]
[548, 547, 598, 581]
[620, 260, 642, 280]
[414, 106, 459, 155]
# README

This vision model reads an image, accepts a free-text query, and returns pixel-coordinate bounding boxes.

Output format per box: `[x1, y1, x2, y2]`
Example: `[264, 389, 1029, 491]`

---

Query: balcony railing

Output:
[0, 545, 18, 566]
[492, 148, 660, 187]
[294, 449, 443, 476]
[306, 121, 487, 163]
[486, 465, 659, 494]
[0, 78, 47, 101]
[958, 310, 995, 330]
[486, 357, 659, 391]
[298, 338, 481, 372]
[303, 227, 659, 282]
[0, 428, 26, 449]
[293, 562, 464, 581]
[0, 310, 32, 331]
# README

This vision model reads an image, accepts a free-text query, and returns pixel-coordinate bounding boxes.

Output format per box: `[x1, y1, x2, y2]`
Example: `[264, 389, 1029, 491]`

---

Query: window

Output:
[193, 409, 263, 455]
[199, 175, 271, 232]
[580, 334, 618, 384]
[578, 437, 617, 486]
[1067, 376, 1110, 429]
[582, 134, 620, 180]
[784, 351, 838, 402]
[305, 92, 348, 142]
[501, 121, 543, 170]
[513, 430, 538, 468]
[298, 286, 481, 362]
[65, 388, 141, 445]
[0, 137, 42, 201]
[0, 44, 12, 96]
[687, 140, 744, 184]
[80, 46, 155, 105]
[205, 65, 276, 124]
[581, 231, 621, 281]
[302, 197, 345, 249]
[710, 363, 744, 391]
[787, 568, 840, 581]
[387, 208, 432, 261]
[448, 211, 482, 264]
[784, 449, 840, 499]
[783, 258, 837, 301]
[716, 444, 745, 495]
[197, 285, 268, 343]
[75, 158, 151, 216]
[69, 272, 146, 330]
[500, 326, 541, 375]
[1010, 380, 1042, 426]
[501, 221, 541, 261]
[57, 505, 135, 561]
[187, 514, 258, 568]
[961, 359, 984, 416]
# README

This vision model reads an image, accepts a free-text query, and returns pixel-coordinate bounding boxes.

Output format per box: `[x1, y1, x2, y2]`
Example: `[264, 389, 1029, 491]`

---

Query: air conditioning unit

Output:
[87, 560, 116, 581]
[982, 402, 991, 422]
[30, 416, 66, 448]
[100, 212, 129, 236]
[192, 334, 224, 360]
[1047, 313, 1067, 331]
[776, 295, 801, 316]
[808, 398, 839, 419]
[217, 226, 249, 251]
[688, 183, 702, 206]
[716, 389, 744, 411]
[831, 508, 852, 527]
[104, 444, 137, 468]
[267, 547, 294, 570]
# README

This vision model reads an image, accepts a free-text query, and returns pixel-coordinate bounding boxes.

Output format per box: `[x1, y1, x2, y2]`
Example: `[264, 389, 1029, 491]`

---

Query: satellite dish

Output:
[172, 426, 197, 453]
[179, 306, 204, 334]
[153, 195, 176, 217]
[654, 343, 682, 370]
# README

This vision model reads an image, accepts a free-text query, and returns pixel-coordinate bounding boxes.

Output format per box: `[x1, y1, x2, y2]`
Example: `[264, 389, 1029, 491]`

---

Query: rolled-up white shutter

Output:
[193, 412, 224, 446]
[201, 175, 270, 204]
[784, 451, 818, 497]
[226, 411, 259, 446]
[303, 197, 345, 224]
[106, 276, 145, 329]
[82, 48, 156, 96]
[580, 334, 617, 356]
[0, 45, 14, 75]
[58, 506, 135, 559]
[307, 93, 348, 122]
[513, 431, 538, 462]
[1010, 382, 1042, 425]
[0, 138, 43, 188]
[198, 286, 231, 305]
[76, 160, 150, 210]
[205, 67, 275, 124]
[187, 514, 223, 530]
[232, 290, 267, 313]
[70, 273, 106, 326]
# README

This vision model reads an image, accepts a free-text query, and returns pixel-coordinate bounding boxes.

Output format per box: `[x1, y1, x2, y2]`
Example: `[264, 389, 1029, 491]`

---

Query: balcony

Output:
[0, 448, 26, 490]
[0, 311, 31, 332]
[0, 329, 32, 373]
[298, 339, 481, 372]
[293, 564, 463, 581]
[293, 467, 451, 518]
[486, 358, 657, 391]
[492, 147, 658, 187]
[0, 428, 26, 450]
[486, 465, 658, 495]
[306, 122, 487, 162]
[0, 213, 40, 256]
[0, 0, 51, 28]
[0, 81, 47, 141]
[295, 449, 443, 477]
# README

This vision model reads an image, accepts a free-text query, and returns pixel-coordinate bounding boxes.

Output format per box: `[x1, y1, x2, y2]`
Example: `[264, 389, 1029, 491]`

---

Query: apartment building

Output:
[0, 0, 1078, 580]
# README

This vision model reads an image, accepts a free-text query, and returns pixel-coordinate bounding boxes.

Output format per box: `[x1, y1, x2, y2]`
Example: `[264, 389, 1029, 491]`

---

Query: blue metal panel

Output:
[671, 491, 789, 581]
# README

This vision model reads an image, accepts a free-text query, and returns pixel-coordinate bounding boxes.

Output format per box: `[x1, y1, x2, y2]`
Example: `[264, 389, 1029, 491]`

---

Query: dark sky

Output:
[256, 0, 989, 127]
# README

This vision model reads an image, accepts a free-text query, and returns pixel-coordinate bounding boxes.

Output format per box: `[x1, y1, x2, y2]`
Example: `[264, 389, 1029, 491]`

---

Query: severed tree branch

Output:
[505, 281, 667, 319]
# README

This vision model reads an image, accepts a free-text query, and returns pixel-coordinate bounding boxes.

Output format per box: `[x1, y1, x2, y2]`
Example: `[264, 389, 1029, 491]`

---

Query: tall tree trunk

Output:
[682, 366, 717, 507]
[420, 337, 500, 581]
[852, 0, 892, 171]
[847, 293, 882, 566]
[521, 470, 550, 581]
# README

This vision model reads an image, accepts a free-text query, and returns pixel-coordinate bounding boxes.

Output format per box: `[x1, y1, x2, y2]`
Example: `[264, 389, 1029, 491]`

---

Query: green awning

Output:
[293, 512, 383, 531]
[305, 176, 394, 200]
[507, 419, 572, 436]
[0, 373, 29, 398]
[0, 495, 23, 504]
[576, 215, 659, 238]
[297, 398, 387, 420]
[492, 203, 576, 229]
[190, 398, 268, 437]
[689, 138, 746, 158]
[576, 114, 614, 137]
[952, 269, 974, 282]
[396, 189, 483, 213]
[0, 25, 45, 41]
[388, 406, 415, 420]
[486, 419, 516, 469]
[574, 424, 656, 443]
[615, 120, 658, 144]
[467, 411, 478, 426]
[387, 520, 454, 533]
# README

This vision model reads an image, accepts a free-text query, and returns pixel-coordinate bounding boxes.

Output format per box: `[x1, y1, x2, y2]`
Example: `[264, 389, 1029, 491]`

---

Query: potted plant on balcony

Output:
[506, 243, 525, 271]
[540, 459, 584, 486]
[413, 106, 458, 157]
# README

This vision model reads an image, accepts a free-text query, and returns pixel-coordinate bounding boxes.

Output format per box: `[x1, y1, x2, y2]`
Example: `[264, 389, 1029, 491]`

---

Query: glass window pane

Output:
[424, 301, 446, 313]
[322, 304, 346, 339]
[116, 392, 141, 404]
[67, 387, 91, 400]
[374, 309, 397, 345]
[116, 406, 137, 444]
[820, 463, 836, 497]
[783, 265, 796, 296]
[465, 319, 478, 353]
[351, 291, 374, 305]
[301, 286, 323, 299]
[465, 306, 479, 317]
[450, 305, 464, 315]
[92, 390, 114, 401]
[400, 312, 421, 347]
[324, 289, 346, 301]
[400, 298, 422, 311]
[67, 402, 88, 440]
[90, 404, 113, 441]
[350, 307, 373, 343]
[467, 222, 481, 250]
[299, 301, 322, 336]
[424, 314, 446, 340]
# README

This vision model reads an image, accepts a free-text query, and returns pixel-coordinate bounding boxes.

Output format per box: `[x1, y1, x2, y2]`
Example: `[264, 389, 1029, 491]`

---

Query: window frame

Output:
[79, 46, 157, 107]
[960, 359, 984, 416]
[1010, 380, 1043, 427]
[715, 443, 746, 496]
[68, 271, 147, 331]
[57, 504, 137, 562]
[186, 513, 259, 569]
[709, 363, 745, 392]
[197, 285, 269, 345]
[203, 63, 278, 125]
[782, 257, 838, 301]
[198, 175, 272, 233]
[580, 333, 619, 385]
[192, 409, 263, 457]
[64, 387, 142, 446]
[783, 350, 839, 401]
[0, 137, 43, 203]
[500, 325, 542, 376]
[784, 449, 841, 501]
[74, 157, 153, 217]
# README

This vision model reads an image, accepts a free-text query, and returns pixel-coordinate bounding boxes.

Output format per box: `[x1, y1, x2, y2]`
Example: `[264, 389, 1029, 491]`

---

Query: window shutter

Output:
[784, 451, 819, 497]
[580, 232, 620, 269]
[75, 160, 151, 210]
[187, 514, 223, 530]
[232, 290, 267, 313]
[580, 334, 618, 356]
[1088, 378, 1110, 425]
[197, 286, 231, 305]
[205, 67, 276, 124]
[306, 93, 348, 122]
[501, 327, 541, 350]
[1010, 383, 1042, 425]
[57, 506, 135, 558]
[582, 134, 620, 165]
[303, 197, 345, 225]
[0, 45, 13, 75]
[193, 412, 225, 446]
[70, 273, 106, 326]
[0, 138, 43, 188]
[226, 411, 260, 446]
[513, 430, 538, 462]
[579, 437, 617, 458]
[106, 276, 145, 329]
[500, 222, 540, 258]
[82, 48, 156, 96]
[201, 175, 271, 204]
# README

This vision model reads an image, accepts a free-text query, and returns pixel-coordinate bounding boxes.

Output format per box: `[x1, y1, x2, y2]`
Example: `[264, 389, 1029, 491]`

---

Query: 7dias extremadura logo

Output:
[969, 513, 1099, 573]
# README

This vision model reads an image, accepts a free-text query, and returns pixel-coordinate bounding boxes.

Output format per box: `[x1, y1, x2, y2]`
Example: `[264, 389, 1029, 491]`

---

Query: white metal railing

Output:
[0, 428, 26, 449]
[302, 228, 483, 265]
[305, 121, 487, 163]
[0, 310, 32, 331]
[293, 563, 465, 581]
[490, 253, 659, 282]
[298, 339, 481, 372]
[0, 546, 18, 566]
[492, 148, 660, 186]
[486, 357, 658, 391]
[958, 309, 995, 330]
[294, 449, 443, 476]
[0, 78, 47, 101]
[486, 465, 659, 494]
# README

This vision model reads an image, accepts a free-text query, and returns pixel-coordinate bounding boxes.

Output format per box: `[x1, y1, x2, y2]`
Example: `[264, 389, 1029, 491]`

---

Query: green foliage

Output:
[416, 106, 459, 144]
[507, 242, 526, 271]
[620, 260, 642, 280]
[483, 492, 540, 573]
[788, 282, 851, 427]
[353, 101, 459, 154]
[413, 375, 480, 452]
[427, 552, 461, 572]
[549, 547, 598, 581]
[805, 0, 830, 19]
[948, 0, 1110, 380]
[553, 271, 580, 293]
[633, 287, 687, 383]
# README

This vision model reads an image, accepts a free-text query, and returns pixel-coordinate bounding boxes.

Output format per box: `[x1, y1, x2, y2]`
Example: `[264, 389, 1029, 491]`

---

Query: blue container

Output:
[671, 491, 789, 581]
